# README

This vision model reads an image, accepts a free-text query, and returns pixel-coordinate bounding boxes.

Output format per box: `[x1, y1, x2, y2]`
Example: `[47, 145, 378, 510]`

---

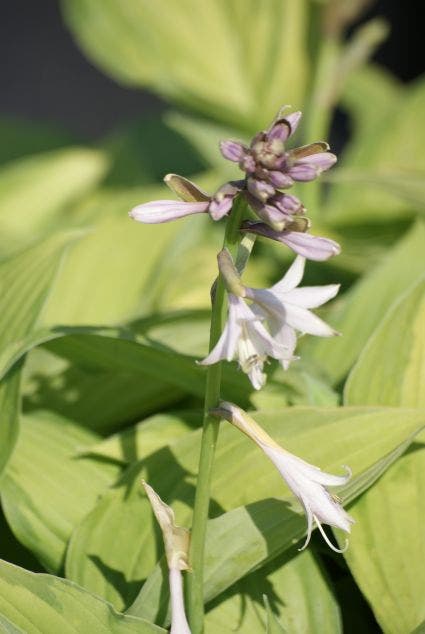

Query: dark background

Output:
[0, 1, 421, 139]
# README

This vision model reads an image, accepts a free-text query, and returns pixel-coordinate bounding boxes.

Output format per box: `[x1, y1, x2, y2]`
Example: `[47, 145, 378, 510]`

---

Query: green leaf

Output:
[342, 278, 425, 633]
[345, 277, 425, 407]
[0, 411, 121, 572]
[84, 411, 201, 464]
[204, 550, 339, 634]
[65, 407, 424, 611]
[0, 231, 81, 475]
[61, 0, 308, 131]
[327, 68, 425, 223]
[0, 148, 107, 257]
[0, 559, 164, 633]
[306, 221, 425, 383]
[41, 194, 181, 325]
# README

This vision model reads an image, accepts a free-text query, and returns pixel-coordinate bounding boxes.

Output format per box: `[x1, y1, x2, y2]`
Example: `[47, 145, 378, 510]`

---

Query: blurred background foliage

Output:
[0, 1, 424, 633]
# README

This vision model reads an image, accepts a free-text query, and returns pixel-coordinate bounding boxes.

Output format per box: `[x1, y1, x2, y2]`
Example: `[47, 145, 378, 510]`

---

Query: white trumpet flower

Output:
[245, 255, 340, 369]
[200, 294, 292, 390]
[212, 403, 354, 553]
[142, 482, 191, 634]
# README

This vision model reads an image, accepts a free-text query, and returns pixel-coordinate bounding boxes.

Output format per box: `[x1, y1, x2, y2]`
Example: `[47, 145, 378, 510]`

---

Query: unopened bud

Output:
[217, 249, 246, 297]
[164, 173, 210, 203]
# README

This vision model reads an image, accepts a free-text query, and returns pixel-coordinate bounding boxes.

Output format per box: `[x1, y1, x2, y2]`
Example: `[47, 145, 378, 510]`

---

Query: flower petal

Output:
[220, 140, 247, 162]
[199, 295, 242, 365]
[284, 303, 337, 337]
[279, 231, 341, 261]
[287, 164, 317, 181]
[271, 256, 306, 293]
[297, 152, 337, 171]
[129, 200, 209, 224]
[282, 284, 340, 308]
[284, 111, 302, 136]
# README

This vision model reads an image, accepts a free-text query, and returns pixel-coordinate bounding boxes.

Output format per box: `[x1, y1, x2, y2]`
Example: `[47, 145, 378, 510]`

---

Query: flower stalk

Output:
[187, 195, 247, 633]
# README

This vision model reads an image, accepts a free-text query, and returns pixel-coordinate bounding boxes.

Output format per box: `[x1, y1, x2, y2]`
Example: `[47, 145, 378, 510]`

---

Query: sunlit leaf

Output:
[306, 221, 425, 383]
[62, 0, 309, 131]
[343, 277, 425, 634]
[0, 148, 107, 257]
[65, 407, 424, 611]
[0, 231, 81, 475]
[0, 559, 164, 633]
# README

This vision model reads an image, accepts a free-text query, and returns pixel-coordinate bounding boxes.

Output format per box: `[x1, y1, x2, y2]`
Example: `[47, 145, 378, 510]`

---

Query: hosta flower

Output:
[212, 403, 354, 553]
[129, 174, 242, 224]
[245, 255, 340, 369]
[242, 220, 341, 261]
[220, 108, 337, 206]
[142, 481, 191, 634]
[200, 294, 292, 390]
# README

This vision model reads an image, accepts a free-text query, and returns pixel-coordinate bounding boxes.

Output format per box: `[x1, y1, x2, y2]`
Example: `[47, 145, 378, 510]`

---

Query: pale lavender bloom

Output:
[242, 220, 341, 261]
[245, 255, 340, 370]
[129, 174, 242, 224]
[200, 294, 292, 390]
[142, 482, 191, 634]
[129, 199, 210, 224]
[213, 403, 354, 553]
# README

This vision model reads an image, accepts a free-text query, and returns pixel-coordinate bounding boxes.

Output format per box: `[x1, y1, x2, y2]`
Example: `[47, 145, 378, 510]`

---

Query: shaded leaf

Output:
[0, 411, 121, 572]
[205, 549, 339, 634]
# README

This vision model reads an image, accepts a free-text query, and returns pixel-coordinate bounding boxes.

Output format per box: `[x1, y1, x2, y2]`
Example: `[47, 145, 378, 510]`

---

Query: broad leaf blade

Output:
[0, 411, 121, 572]
[65, 407, 425, 611]
[0, 559, 164, 633]
[343, 277, 425, 633]
[0, 231, 81, 475]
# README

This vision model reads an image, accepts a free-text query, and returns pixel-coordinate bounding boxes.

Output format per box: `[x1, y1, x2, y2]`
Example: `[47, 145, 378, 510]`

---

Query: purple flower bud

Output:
[240, 154, 256, 173]
[241, 221, 341, 261]
[296, 152, 337, 172]
[284, 111, 302, 136]
[272, 193, 304, 214]
[220, 140, 247, 163]
[247, 177, 275, 202]
[268, 119, 291, 142]
[268, 170, 294, 188]
[287, 164, 318, 182]
[209, 181, 242, 221]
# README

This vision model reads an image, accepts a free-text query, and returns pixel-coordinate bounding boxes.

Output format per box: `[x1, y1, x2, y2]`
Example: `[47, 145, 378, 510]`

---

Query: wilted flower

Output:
[199, 294, 292, 390]
[211, 403, 354, 553]
[245, 255, 340, 369]
[129, 174, 242, 224]
[142, 481, 191, 634]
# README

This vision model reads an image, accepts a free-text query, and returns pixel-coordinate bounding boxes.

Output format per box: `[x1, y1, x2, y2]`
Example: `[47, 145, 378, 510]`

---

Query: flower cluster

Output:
[200, 250, 339, 390]
[129, 108, 340, 262]
[131, 107, 352, 633]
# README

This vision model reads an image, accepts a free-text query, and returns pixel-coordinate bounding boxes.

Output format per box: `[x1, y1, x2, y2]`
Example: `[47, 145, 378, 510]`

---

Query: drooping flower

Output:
[129, 174, 243, 224]
[220, 108, 337, 208]
[199, 294, 292, 390]
[245, 255, 340, 369]
[211, 403, 354, 553]
[142, 481, 191, 634]
[242, 220, 341, 261]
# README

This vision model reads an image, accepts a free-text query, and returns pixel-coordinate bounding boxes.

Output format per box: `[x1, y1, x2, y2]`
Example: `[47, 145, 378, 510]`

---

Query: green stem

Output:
[187, 196, 246, 633]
